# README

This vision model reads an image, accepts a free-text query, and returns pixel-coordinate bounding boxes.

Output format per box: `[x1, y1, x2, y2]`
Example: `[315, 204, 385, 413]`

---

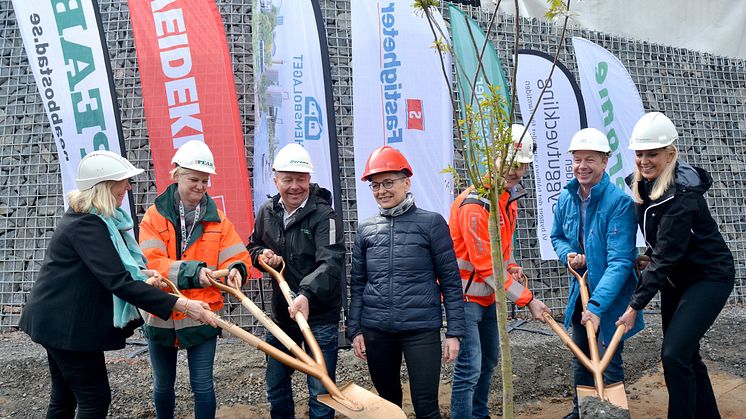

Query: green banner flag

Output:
[449, 4, 511, 124]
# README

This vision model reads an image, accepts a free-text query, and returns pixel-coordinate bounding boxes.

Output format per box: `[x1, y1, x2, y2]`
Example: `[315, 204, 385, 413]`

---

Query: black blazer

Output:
[20, 209, 177, 351]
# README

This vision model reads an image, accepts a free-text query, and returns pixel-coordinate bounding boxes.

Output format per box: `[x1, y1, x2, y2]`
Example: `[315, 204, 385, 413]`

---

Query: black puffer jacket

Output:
[626, 162, 735, 310]
[347, 205, 465, 340]
[247, 184, 344, 327]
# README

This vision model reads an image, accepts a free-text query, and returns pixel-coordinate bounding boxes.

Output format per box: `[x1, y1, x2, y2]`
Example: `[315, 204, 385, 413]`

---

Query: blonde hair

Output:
[170, 166, 205, 181]
[631, 145, 678, 203]
[67, 180, 118, 216]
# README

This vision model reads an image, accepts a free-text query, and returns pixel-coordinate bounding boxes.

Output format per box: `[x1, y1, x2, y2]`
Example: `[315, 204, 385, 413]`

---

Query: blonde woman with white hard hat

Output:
[617, 112, 735, 419]
[138, 140, 252, 419]
[19, 151, 216, 418]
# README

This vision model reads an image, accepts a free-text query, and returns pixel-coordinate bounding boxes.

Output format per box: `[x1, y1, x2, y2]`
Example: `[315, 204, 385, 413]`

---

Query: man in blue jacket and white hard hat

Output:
[550, 127, 645, 419]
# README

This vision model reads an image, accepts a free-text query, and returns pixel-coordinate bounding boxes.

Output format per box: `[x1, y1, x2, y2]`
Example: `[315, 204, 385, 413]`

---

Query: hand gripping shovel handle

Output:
[208, 269, 315, 367]
[158, 277, 328, 379]
[257, 256, 328, 374]
[212, 264, 368, 415]
[566, 260, 627, 402]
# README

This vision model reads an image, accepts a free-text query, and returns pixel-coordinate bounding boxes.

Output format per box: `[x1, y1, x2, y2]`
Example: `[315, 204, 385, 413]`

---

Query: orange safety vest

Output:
[449, 186, 533, 307]
[139, 201, 251, 321]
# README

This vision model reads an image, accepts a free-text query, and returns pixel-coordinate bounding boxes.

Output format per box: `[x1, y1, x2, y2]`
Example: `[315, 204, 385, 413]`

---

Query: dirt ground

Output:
[0, 306, 744, 418]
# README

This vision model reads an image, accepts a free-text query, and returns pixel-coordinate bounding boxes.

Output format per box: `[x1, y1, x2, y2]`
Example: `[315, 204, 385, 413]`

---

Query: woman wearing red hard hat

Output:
[347, 145, 465, 418]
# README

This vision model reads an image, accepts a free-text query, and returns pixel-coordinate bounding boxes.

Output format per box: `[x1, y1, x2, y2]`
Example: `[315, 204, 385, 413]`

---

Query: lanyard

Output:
[179, 201, 201, 254]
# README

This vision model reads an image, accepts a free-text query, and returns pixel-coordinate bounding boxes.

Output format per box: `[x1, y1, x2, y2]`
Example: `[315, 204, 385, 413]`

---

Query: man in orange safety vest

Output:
[449, 124, 550, 419]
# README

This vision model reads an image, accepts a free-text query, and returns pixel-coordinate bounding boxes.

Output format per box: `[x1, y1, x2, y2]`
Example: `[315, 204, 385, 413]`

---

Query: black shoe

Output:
[562, 411, 580, 419]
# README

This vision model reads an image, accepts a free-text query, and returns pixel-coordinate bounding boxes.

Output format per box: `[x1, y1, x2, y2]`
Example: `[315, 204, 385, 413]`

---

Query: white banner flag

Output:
[253, 0, 338, 211]
[572, 37, 645, 194]
[573, 37, 645, 246]
[351, 0, 454, 221]
[514, 50, 586, 260]
[12, 0, 130, 212]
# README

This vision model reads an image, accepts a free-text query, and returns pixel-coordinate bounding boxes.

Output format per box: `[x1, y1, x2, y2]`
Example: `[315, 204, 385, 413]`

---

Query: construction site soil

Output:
[0, 306, 743, 418]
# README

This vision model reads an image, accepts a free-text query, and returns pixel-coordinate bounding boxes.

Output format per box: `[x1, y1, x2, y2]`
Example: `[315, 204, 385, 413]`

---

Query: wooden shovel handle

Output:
[542, 312, 594, 371]
[600, 324, 626, 372]
[567, 262, 590, 309]
[207, 269, 316, 367]
[163, 272, 353, 408]
[258, 256, 328, 373]
[160, 278, 326, 377]
[159, 277, 184, 298]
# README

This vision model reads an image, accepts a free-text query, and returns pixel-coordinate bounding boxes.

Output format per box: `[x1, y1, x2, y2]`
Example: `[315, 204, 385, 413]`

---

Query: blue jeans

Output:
[570, 302, 624, 414]
[451, 301, 499, 419]
[148, 337, 217, 419]
[265, 322, 339, 419]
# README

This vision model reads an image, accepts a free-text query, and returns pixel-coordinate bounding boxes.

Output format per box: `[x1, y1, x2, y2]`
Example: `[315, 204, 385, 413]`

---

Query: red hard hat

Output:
[361, 146, 413, 181]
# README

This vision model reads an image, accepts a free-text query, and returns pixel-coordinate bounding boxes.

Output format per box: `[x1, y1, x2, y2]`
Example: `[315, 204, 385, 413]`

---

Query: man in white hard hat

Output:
[449, 124, 550, 418]
[550, 128, 644, 419]
[247, 143, 344, 419]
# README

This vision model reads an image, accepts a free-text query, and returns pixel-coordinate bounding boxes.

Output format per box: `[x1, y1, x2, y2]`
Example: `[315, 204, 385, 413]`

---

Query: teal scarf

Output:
[91, 207, 148, 328]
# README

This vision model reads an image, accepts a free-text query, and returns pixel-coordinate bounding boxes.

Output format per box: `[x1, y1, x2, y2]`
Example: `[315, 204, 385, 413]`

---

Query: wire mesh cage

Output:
[0, 0, 743, 333]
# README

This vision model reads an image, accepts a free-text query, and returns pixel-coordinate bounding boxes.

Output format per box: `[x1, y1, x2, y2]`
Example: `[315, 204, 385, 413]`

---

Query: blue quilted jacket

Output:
[346, 205, 465, 340]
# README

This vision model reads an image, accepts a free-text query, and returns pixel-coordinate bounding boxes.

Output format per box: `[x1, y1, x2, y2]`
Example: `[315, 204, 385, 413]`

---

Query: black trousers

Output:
[44, 347, 111, 419]
[363, 328, 442, 419]
[660, 278, 733, 419]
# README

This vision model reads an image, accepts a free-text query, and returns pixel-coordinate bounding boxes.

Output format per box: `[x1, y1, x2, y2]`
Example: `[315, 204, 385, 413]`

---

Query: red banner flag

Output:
[128, 0, 254, 243]
[406, 99, 425, 131]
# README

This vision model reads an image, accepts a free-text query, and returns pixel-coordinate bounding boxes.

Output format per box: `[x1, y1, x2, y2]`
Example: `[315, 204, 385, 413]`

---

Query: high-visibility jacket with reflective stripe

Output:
[139, 184, 251, 348]
[449, 185, 533, 307]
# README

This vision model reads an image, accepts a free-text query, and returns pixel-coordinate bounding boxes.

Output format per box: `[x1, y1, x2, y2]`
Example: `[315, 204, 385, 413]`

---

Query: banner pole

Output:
[90, 0, 139, 238]
[310, 0, 348, 344]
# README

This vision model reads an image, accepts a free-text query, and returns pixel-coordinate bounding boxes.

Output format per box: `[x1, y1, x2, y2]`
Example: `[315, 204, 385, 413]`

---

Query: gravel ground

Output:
[0, 306, 743, 418]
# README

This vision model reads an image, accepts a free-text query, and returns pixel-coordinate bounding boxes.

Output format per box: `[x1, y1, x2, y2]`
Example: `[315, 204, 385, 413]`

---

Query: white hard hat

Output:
[272, 143, 314, 173]
[171, 140, 216, 174]
[76, 150, 144, 191]
[629, 112, 678, 150]
[568, 128, 611, 153]
[510, 124, 535, 163]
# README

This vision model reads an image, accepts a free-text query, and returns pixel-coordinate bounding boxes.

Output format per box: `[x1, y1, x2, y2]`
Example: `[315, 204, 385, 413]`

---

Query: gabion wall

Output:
[0, 1, 744, 332]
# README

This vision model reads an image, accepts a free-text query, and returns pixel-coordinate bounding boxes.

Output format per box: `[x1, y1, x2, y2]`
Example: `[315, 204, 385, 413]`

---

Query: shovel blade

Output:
[317, 382, 406, 419]
[577, 382, 628, 410]
[604, 382, 629, 410]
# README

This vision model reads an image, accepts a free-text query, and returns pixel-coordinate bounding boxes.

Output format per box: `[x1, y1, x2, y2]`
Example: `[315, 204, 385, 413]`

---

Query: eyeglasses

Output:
[369, 176, 406, 191]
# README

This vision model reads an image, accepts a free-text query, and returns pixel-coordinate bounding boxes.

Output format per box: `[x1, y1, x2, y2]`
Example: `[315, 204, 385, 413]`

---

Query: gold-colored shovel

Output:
[204, 259, 405, 419]
[542, 263, 628, 410]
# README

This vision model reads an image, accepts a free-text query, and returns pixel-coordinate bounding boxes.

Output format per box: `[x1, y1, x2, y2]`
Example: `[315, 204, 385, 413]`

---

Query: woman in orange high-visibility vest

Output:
[139, 140, 251, 419]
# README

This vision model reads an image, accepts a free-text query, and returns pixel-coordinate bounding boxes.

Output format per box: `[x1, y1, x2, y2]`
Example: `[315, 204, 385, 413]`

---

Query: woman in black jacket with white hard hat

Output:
[20, 151, 216, 418]
[616, 112, 735, 419]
